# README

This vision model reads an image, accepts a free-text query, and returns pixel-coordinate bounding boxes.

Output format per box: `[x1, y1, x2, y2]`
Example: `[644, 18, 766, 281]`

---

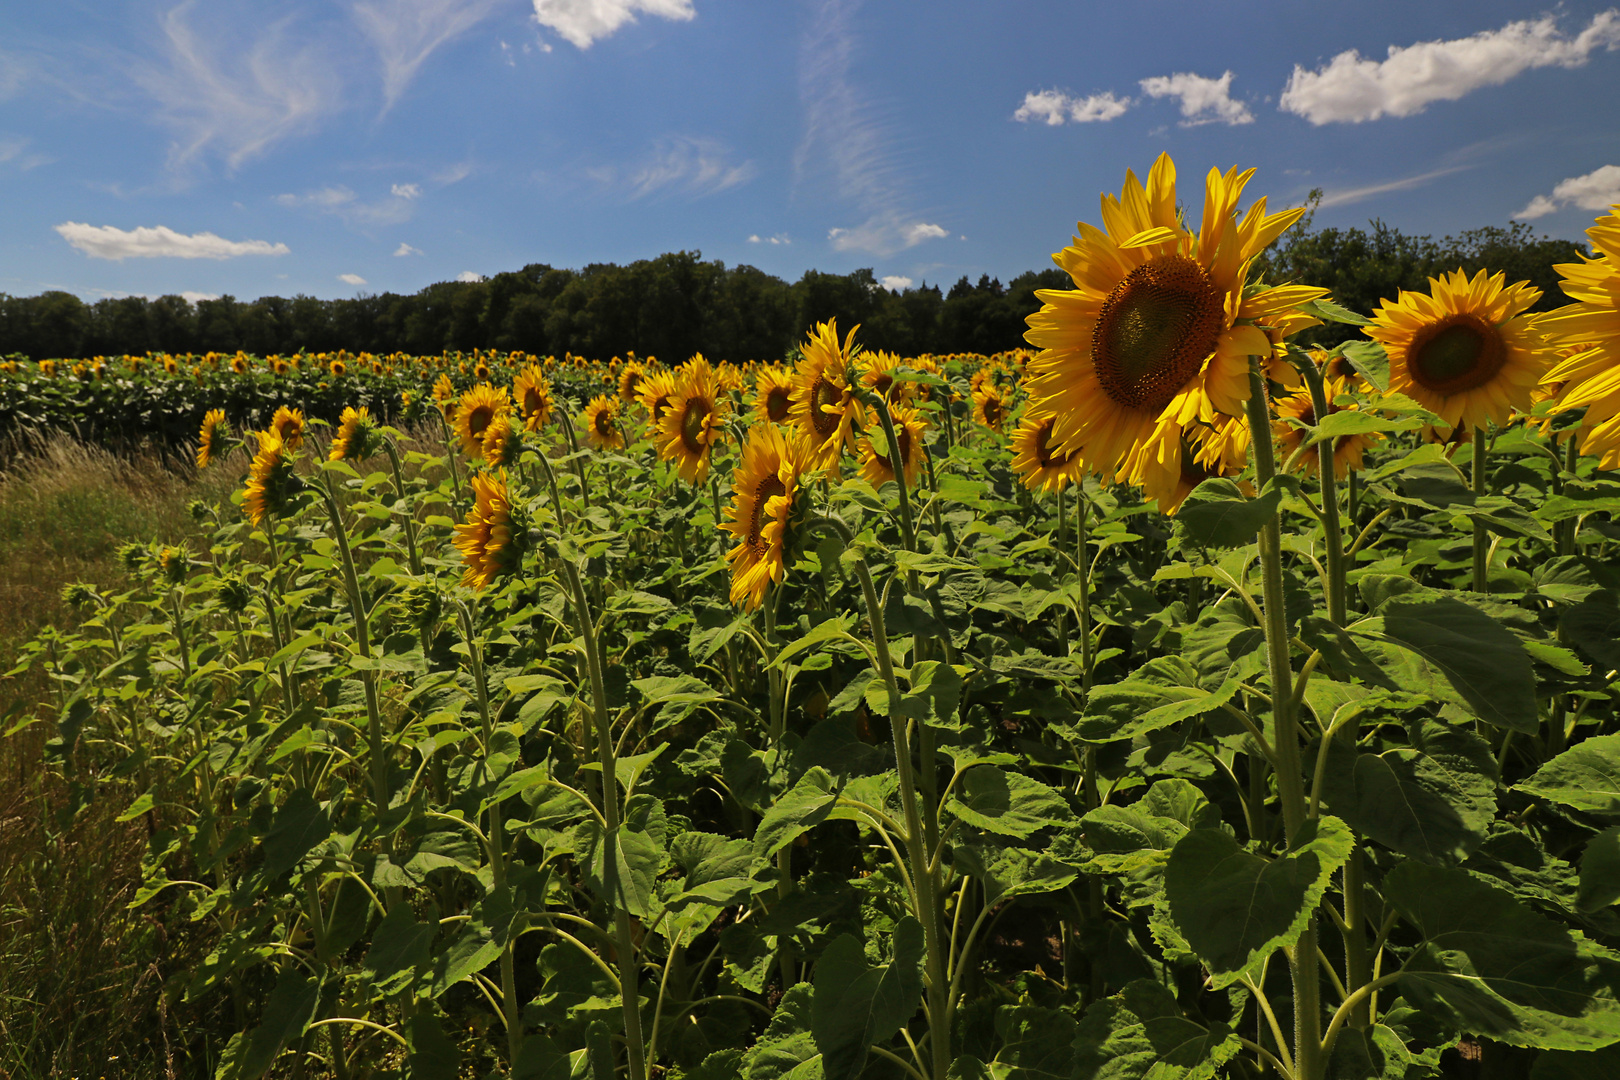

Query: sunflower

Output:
[231, 354, 250, 374]
[1022, 153, 1323, 485]
[754, 366, 796, 424]
[722, 424, 807, 610]
[1272, 376, 1382, 476]
[454, 384, 510, 459]
[513, 365, 554, 431]
[1010, 414, 1081, 492]
[268, 405, 306, 450]
[858, 405, 927, 490]
[453, 471, 525, 590]
[639, 371, 680, 426]
[972, 382, 1012, 432]
[583, 395, 626, 451]
[659, 356, 730, 484]
[1365, 267, 1554, 436]
[789, 319, 863, 474]
[432, 373, 457, 421]
[196, 409, 230, 469]
[329, 358, 347, 377]
[243, 431, 299, 527]
[329, 406, 377, 462]
[619, 362, 647, 403]
[860, 350, 912, 405]
[481, 412, 524, 468]
[1138, 415, 1251, 516]
[1539, 205, 1620, 468]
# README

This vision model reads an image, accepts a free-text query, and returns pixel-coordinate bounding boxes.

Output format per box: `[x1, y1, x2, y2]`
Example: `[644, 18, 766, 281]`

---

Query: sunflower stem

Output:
[763, 584, 797, 989]
[435, 410, 468, 512]
[382, 438, 423, 576]
[1558, 432, 1580, 557]
[558, 409, 591, 510]
[873, 396, 919, 556]
[1299, 359, 1347, 625]
[1471, 426, 1489, 593]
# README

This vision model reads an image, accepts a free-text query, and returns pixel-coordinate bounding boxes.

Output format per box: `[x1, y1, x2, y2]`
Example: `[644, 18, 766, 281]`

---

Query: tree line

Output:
[0, 209, 1589, 361]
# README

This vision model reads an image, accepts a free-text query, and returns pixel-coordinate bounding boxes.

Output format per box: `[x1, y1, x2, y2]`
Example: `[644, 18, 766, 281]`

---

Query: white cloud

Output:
[391, 182, 422, 199]
[1316, 165, 1473, 208]
[338, 273, 368, 285]
[0, 135, 51, 171]
[353, 0, 504, 110]
[1514, 164, 1620, 219]
[395, 242, 424, 256]
[591, 136, 755, 199]
[1139, 71, 1253, 125]
[828, 216, 949, 256]
[55, 222, 290, 261]
[748, 233, 791, 245]
[1280, 11, 1620, 125]
[880, 275, 913, 291]
[180, 291, 220, 304]
[274, 184, 418, 227]
[1013, 89, 1130, 125]
[133, 3, 339, 172]
[532, 0, 695, 49]
[457, 270, 485, 282]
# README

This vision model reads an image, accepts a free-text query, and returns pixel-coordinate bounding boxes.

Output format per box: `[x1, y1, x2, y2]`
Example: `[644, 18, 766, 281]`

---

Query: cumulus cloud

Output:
[748, 233, 791, 245]
[1514, 164, 1620, 219]
[55, 222, 290, 260]
[591, 136, 755, 199]
[532, 0, 695, 49]
[1280, 11, 1620, 125]
[457, 270, 485, 282]
[880, 275, 913, 291]
[827, 216, 948, 256]
[1012, 89, 1130, 125]
[274, 184, 418, 227]
[1139, 71, 1253, 125]
[181, 291, 221, 303]
[338, 273, 368, 285]
[353, 0, 504, 110]
[395, 242, 424, 256]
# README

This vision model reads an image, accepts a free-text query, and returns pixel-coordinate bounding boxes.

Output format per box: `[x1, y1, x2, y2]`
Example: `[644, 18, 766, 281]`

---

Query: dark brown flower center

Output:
[1035, 420, 1072, 469]
[523, 387, 544, 416]
[680, 397, 711, 453]
[748, 475, 787, 549]
[766, 385, 791, 422]
[594, 408, 614, 437]
[872, 373, 893, 399]
[651, 395, 672, 421]
[1093, 254, 1225, 413]
[1408, 314, 1506, 395]
[810, 378, 842, 437]
[468, 405, 494, 440]
[1179, 436, 1218, 487]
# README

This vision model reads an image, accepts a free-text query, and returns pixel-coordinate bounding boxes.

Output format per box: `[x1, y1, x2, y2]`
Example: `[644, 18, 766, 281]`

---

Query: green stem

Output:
[1300, 361, 1347, 625]
[1558, 433, 1580, 557]
[764, 586, 796, 989]
[1341, 843, 1372, 1030]
[558, 410, 592, 510]
[1472, 426, 1489, 593]
[382, 439, 423, 575]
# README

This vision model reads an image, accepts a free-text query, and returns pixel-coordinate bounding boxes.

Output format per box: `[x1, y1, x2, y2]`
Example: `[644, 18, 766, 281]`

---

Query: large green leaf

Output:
[1165, 816, 1352, 987]
[1581, 827, 1620, 913]
[754, 767, 840, 865]
[363, 902, 435, 998]
[1519, 736, 1620, 816]
[224, 968, 320, 1079]
[810, 919, 925, 1080]
[1385, 861, 1620, 1050]
[261, 787, 331, 879]
[1172, 478, 1285, 550]
[743, 983, 824, 1080]
[945, 767, 1070, 839]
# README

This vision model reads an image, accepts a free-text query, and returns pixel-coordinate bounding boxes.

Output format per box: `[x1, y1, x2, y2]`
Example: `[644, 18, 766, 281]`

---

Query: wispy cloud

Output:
[1012, 89, 1130, 126]
[532, 0, 696, 49]
[132, 1, 339, 173]
[1514, 164, 1620, 220]
[274, 183, 421, 227]
[352, 0, 504, 111]
[1316, 165, 1474, 208]
[797, 0, 947, 256]
[1139, 71, 1253, 125]
[748, 233, 791, 245]
[589, 136, 755, 199]
[1281, 11, 1620, 124]
[55, 222, 290, 260]
[0, 136, 52, 171]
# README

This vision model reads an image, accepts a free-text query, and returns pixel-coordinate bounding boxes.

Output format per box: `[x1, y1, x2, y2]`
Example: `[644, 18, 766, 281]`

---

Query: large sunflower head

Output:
[1022, 153, 1322, 484]
[243, 430, 301, 527]
[754, 366, 796, 424]
[453, 471, 528, 590]
[196, 408, 230, 469]
[329, 406, 380, 462]
[619, 362, 647, 403]
[1539, 205, 1620, 468]
[971, 382, 1012, 433]
[583, 394, 626, 451]
[658, 355, 731, 484]
[789, 319, 864, 474]
[269, 405, 306, 450]
[722, 424, 808, 611]
[481, 412, 525, 468]
[513, 365, 554, 431]
[454, 383, 510, 459]
[1366, 267, 1555, 436]
[1272, 376, 1383, 476]
[1010, 413, 1081, 492]
[858, 405, 928, 490]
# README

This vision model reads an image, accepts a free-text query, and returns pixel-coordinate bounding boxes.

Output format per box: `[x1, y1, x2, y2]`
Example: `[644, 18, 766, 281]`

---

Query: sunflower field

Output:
[8, 154, 1620, 1080]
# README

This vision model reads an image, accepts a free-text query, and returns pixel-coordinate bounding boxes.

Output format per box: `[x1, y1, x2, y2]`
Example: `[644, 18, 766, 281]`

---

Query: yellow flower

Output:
[329, 406, 377, 462]
[1272, 376, 1382, 476]
[432, 373, 456, 421]
[859, 350, 913, 405]
[1365, 267, 1555, 436]
[972, 382, 1012, 432]
[243, 431, 297, 527]
[722, 424, 806, 610]
[858, 405, 927, 490]
[196, 409, 230, 469]
[639, 371, 679, 426]
[329, 358, 347, 377]
[1539, 204, 1620, 468]
[232, 354, 250, 374]
[753, 366, 796, 424]
[789, 319, 863, 474]
[454, 471, 522, 590]
[619, 362, 647, 403]
[658, 355, 730, 484]
[1010, 414, 1081, 492]
[269, 405, 306, 450]
[1138, 415, 1251, 516]
[513, 365, 554, 431]
[454, 383, 509, 459]
[481, 412, 524, 468]
[583, 395, 626, 451]
[1022, 153, 1321, 485]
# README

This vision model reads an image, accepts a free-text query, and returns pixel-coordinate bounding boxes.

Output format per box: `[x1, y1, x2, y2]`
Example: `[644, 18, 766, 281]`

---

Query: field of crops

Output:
[6, 158, 1620, 1080]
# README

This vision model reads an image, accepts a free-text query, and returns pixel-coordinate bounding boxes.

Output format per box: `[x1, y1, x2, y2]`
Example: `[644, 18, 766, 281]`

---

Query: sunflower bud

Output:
[158, 545, 190, 585]
[61, 582, 99, 607]
[118, 541, 150, 573]
[216, 574, 253, 614]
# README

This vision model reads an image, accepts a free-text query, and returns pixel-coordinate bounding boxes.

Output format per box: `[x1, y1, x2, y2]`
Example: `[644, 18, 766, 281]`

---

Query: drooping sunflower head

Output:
[583, 395, 626, 451]
[481, 412, 525, 468]
[858, 405, 928, 490]
[659, 355, 731, 484]
[789, 319, 863, 474]
[454, 471, 528, 590]
[196, 408, 230, 469]
[269, 405, 306, 450]
[243, 430, 301, 527]
[454, 383, 510, 459]
[1272, 376, 1383, 476]
[513, 365, 553, 431]
[972, 382, 1012, 433]
[329, 406, 379, 462]
[216, 574, 253, 614]
[1010, 413, 1081, 492]
[619, 362, 647, 403]
[1023, 153, 1321, 484]
[753, 366, 796, 424]
[1366, 267, 1555, 437]
[722, 423, 808, 611]
[157, 545, 190, 586]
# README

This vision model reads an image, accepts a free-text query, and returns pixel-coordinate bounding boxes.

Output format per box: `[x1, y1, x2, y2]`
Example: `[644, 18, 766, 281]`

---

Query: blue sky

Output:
[2, 0, 1618, 305]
